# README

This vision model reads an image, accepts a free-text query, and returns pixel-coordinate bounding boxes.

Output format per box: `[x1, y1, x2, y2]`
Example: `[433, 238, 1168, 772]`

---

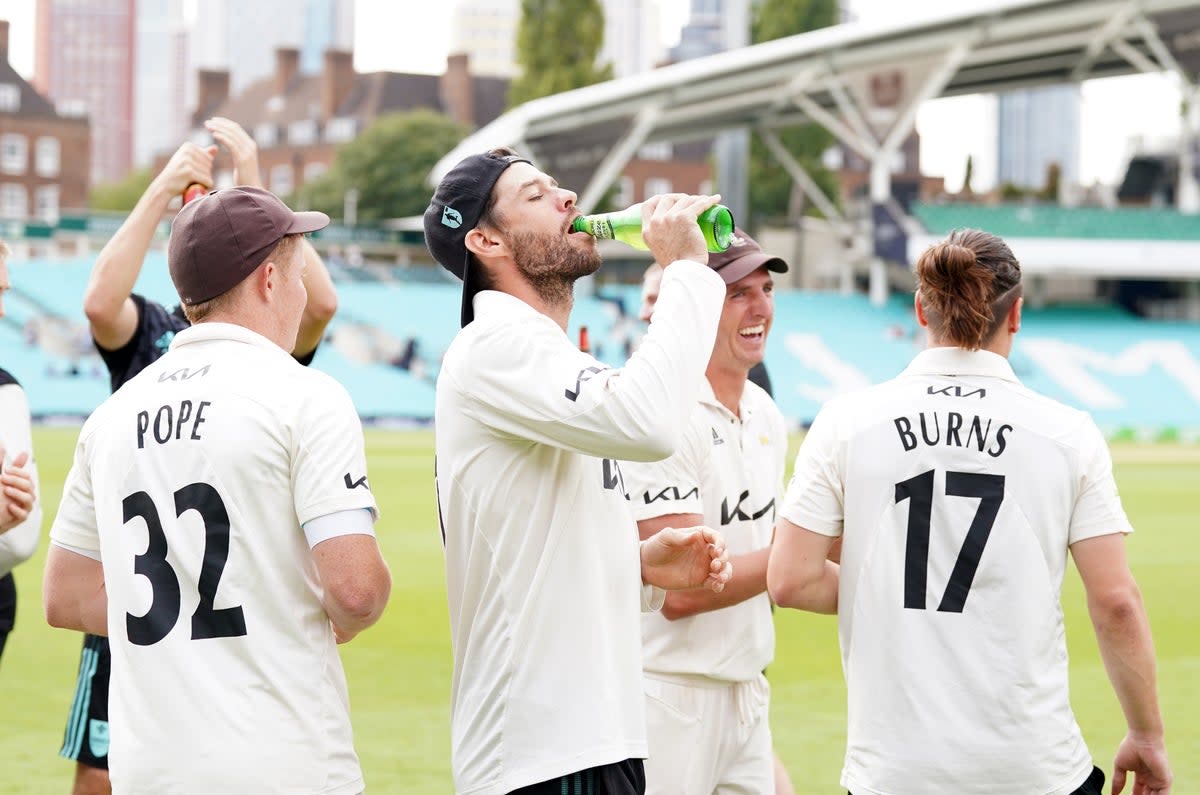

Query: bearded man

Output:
[424, 149, 737, 795]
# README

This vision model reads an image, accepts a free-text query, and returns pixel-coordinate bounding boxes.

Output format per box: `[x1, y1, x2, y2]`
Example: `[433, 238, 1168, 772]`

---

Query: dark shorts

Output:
[508, 759, 646, 795]
[59, 633, 110, 769]
[0, 572, 15, 661]
[850, 765, 1105, 795]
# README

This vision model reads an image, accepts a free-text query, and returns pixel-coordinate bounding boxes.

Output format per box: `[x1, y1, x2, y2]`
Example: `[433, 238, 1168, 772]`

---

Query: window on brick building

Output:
[303, 161, 328, 182]
[637, 142, 673, 161]
[36, 137, 60, 177]
[0, 184, 27, 219]
[0, 84, 18, 112]
[616, 176, 634, 207]
[254, 123, 278, 148]
[271, 164, 294, 196]
[1, 134, 27, 174]
[325, 118, 357, 143]
[645, 177, 672, 198]
[288, 120, 317, 146]
[35, 184, 59, 223]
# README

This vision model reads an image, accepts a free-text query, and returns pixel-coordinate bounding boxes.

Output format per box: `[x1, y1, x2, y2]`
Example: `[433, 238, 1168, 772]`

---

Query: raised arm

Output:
[203, 117, 337, 358]
[294, 238, 337, 359]
[84, 142, 216, 350]
[457, 260, 725, 462]
[1071, 534, 1171, 794]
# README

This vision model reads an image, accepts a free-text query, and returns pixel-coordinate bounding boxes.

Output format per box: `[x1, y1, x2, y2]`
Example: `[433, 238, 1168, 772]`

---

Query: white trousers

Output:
[642, 673, 773, 795]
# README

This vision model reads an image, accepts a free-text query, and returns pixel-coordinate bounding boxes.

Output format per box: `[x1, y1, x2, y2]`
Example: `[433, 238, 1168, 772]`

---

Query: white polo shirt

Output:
[780, 347, 1132, 795]
[436, 260, 725, 795]
[0, 370, 41, 578]
[50, 323, 378, 795]
[624, 379, 785, 682]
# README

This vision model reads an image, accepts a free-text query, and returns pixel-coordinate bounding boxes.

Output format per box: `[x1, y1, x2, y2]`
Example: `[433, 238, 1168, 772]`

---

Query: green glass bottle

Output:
[571, 203, 736, 253]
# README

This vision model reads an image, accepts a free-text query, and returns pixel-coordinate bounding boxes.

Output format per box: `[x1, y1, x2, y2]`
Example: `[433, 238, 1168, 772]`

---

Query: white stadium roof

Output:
[434, 0, 1200, 209]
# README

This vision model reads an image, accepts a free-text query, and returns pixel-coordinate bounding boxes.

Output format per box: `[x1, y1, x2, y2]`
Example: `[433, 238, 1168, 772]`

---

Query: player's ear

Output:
[465, 225, 507, 262]
[256, 260, 277, 301]
[1008, 295, 1023, 334]
[913, 290, 930, 328]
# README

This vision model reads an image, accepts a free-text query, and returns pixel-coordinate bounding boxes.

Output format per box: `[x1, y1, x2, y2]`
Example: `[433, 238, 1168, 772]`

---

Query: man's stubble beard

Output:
[509, 230, 602, 309]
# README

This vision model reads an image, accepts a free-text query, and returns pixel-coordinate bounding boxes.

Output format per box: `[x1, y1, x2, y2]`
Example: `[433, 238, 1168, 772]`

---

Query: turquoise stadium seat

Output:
[4, 253, 1199, 434]
[911, 202, 1200, 240]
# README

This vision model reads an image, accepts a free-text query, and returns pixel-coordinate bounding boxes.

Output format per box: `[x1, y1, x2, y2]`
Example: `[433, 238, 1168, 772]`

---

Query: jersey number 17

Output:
[895, 469, 1005, 613]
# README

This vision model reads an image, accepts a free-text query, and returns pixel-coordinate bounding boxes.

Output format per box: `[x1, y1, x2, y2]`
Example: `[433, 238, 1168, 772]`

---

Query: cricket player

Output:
[426, 148, 734, 795]
[61, 120, 338, 795]
[625, 230, 789, 795]
[43, 186, 391, 794]
[768, 228, 1172, 795]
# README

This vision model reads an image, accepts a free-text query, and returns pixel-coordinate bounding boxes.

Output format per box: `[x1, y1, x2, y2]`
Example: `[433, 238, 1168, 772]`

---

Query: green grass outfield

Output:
[1, 428, 1196, 793]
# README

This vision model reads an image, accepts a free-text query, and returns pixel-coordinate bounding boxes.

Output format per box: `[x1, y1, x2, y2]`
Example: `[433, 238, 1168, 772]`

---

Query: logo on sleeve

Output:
[344, 473, 370, 490]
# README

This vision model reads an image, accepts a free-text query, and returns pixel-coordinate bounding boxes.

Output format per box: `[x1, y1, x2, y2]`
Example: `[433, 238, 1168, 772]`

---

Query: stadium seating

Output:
[5, 254, 1199, 437]
[912, 202, 1200, 241]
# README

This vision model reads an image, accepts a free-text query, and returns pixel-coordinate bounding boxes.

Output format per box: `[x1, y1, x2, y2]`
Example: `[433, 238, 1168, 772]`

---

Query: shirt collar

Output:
[901, 347, 1019, 383]
[697, 377, 754, 421]
[472, 290, 546, 323]
[168, 322, 290, 357]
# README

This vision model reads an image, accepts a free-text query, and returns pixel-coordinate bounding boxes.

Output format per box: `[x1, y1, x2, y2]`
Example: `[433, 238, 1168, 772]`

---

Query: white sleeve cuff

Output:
[641, 583, 666, 613]
[302, 508, 376, 548]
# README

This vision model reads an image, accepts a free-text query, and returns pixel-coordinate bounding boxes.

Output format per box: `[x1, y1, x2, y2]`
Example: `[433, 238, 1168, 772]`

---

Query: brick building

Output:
[0, 20, 90, 222]
[172, 49, 508, 199]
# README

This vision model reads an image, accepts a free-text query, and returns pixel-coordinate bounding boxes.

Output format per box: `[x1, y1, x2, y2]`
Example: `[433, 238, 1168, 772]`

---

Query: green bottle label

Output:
[590, 218, 615, 241]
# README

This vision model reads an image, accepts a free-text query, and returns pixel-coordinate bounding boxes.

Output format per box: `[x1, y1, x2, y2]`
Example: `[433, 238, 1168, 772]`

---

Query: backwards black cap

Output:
[423, 151, 531, 326]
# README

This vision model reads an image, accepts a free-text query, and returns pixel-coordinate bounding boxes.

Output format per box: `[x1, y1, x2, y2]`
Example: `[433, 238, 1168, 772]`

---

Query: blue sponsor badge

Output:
[441, 206, 463, 229]
[88, 719, 110, 759]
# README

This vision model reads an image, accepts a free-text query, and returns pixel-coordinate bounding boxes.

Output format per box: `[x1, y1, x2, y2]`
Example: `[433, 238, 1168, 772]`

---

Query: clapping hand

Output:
[0, 447, 35, 534]
[640, 525, 733, 593]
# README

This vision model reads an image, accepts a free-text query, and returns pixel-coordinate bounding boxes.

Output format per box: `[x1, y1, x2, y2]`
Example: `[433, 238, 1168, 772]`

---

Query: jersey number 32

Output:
[122, 484, 247, 645]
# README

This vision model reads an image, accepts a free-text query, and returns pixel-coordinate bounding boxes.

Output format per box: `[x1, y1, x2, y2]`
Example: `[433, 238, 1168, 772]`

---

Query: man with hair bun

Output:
[767, 228, 1171, 795]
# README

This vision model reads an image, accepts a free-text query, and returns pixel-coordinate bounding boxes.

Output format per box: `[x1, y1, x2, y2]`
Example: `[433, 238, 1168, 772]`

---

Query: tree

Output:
[508, 0, 613, 108]
[89, 167, 154, 212]
[748, 0, 839, 226]
[962, 154, 975, 196]
[294, 110, 469, 223]
[1038, 161, 1061, 202]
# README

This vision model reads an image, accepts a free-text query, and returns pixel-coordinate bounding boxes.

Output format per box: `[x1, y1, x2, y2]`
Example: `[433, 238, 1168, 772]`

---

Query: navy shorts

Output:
[59, 633, 110, 769]
[508, 759, 645, 795]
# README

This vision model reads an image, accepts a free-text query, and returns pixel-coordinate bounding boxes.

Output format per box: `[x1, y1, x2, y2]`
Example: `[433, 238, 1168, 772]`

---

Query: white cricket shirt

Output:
[780, 347, 1132, 795]
[436, 260, 725, 795]
[0, 373, 41, 577]
[624, 379, 786, 682]
[50, 323, 378, 795]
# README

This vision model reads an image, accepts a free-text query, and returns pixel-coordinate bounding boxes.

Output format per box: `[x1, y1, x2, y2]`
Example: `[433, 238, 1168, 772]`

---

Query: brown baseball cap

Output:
[708, 227, 789, 285]
[168, 186, 329, 306]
